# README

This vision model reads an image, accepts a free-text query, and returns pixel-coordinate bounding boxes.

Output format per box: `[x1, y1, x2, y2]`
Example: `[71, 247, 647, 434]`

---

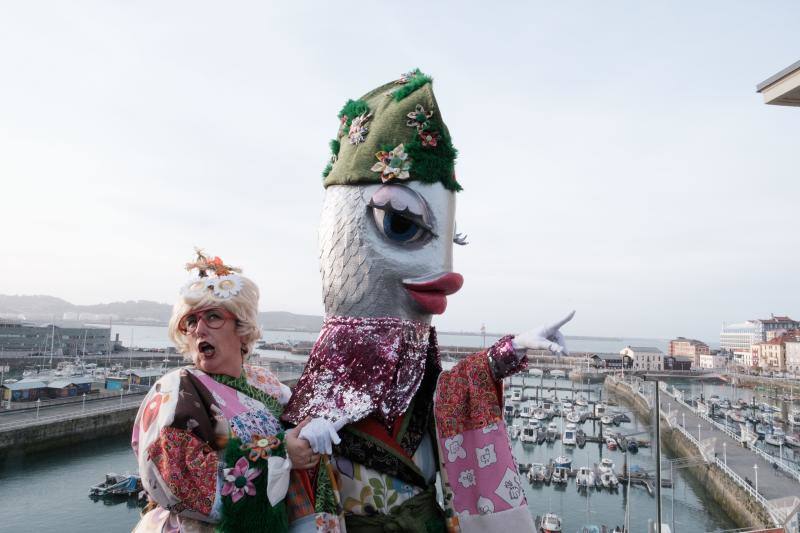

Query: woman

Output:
[132, 251, 337, 532]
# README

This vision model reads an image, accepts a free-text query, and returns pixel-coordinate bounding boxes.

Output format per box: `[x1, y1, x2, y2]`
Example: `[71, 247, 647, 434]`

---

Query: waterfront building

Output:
[105, 376, 128, 391]
[0, 319, 110, 354]
[698, 353, 727, 369]
[752, 331, 800, 372]
[588, 353, 630, 369]
[46, 376, 96, 398]
[129, 368, 166, 386]
[720, 315, 800, 366]
[785, 339, 800, 374]
[668, 337, 710, 367]
[619, 346, 664, 371]
[664, 355, 692, 371]
[1, 380, 48, 402]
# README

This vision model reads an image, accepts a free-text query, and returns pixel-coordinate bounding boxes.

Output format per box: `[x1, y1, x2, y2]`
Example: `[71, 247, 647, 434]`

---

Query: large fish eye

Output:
[372, 207, 428, 243]
[367, 184, 435, 245]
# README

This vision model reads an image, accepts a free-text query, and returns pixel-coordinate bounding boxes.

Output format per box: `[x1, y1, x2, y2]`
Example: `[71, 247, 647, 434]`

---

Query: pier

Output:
[607, 375, 800, 532]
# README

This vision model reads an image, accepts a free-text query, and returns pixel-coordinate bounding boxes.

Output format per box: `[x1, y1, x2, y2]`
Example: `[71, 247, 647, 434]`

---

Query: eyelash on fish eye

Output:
[367, 200, 436, 235]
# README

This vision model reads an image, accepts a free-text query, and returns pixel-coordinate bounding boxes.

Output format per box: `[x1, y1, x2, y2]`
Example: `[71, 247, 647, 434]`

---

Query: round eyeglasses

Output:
[178, 307, 236, 335]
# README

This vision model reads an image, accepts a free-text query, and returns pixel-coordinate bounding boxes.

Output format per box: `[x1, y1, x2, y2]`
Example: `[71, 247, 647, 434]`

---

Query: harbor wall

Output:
[604, 378, 773, 530]
[0, 407, 137, 458]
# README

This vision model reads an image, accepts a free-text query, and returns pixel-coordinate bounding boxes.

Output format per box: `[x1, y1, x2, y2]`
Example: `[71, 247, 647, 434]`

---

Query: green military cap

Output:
[322, 69, 461, 192]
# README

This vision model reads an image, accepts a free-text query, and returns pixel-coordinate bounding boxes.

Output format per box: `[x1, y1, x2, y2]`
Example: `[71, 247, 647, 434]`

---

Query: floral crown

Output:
[180, 248, 244, 300]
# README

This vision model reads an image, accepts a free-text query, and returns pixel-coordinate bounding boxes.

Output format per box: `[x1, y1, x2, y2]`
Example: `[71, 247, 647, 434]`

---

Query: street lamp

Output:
[698, 423, 701, 442]
[723, 442, 727, 466]
[754, 464, 758, 493]
[682, 412, 686, 428]
[82, 392, 86, 412]
[36, 397, 41, 419]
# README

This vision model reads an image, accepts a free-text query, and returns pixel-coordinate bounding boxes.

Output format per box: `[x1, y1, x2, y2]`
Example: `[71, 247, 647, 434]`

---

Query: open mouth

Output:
[402, 272, 464, 315]
[198, 341, 216, 359]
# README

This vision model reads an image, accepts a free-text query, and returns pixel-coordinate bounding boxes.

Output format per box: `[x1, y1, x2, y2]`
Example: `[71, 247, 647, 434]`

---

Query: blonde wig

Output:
[168, 274, 262, 362]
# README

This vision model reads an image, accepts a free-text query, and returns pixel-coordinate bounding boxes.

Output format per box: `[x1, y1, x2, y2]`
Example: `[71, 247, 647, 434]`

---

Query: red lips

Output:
[403, 272, 464, 314]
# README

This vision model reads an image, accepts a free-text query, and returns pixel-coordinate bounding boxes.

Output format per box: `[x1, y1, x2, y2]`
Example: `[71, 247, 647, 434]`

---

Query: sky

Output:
[1, 2, 798, 341]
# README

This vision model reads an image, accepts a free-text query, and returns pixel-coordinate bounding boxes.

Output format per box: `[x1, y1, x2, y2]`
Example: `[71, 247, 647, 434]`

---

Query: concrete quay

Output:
[605, 375, 799, 531]
[0, 394, 141, 457]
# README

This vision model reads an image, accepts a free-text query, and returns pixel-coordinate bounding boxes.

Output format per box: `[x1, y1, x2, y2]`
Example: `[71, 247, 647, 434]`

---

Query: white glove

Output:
[512, 311, 575, 356]
[298, 417, 347, 455]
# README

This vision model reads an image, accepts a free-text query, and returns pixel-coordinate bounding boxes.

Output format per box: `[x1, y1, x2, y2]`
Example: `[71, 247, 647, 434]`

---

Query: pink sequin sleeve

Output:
[486, 335, 526, 380]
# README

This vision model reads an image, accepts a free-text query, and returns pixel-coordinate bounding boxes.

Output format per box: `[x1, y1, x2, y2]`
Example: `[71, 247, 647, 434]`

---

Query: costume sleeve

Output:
[132, 369, 223, 523]
[486, 335, 526, 380]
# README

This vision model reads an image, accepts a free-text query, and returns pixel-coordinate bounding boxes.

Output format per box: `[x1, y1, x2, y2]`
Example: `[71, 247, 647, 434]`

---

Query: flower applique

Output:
[210, 275, 242, 299]
[458, 469, 476, 488]
[371, 144, 412, 182]
[239, 434, 281, 462]
[476, 444, 497, 468]
[444, 434, 467, 463]
[477, 496, 495, 515]
[418, 130, 440, 147]
[222, 456, 260, 503]
[406, 104, 434, 131]
[348, 112, 373, 145]
[396, 70, 417, 84]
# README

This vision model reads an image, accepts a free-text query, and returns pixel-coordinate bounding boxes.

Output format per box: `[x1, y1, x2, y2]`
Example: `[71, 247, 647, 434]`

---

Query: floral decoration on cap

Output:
[406, 104, 434, 131]
[180, 248, 244, 300]
[348, 111, 373, 145]
[371, 144, 412, 182]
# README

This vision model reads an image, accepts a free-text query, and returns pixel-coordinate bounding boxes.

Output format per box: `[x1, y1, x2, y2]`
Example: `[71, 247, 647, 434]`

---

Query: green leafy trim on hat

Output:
[392, 70, 433, 102]
[405, 128, 462, 192]
[322, 138, 342, 178]
[338, 99, 370, 134]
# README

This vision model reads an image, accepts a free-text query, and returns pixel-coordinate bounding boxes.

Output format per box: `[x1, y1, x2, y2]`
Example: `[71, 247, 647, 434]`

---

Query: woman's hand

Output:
[285, 417, 321, 470]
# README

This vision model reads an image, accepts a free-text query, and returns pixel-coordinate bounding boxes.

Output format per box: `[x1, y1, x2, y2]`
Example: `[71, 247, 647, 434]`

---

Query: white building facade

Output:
[720, 315, 800, 367]
[784, 341, 800, 375]
[698, 354, 727, 369]
[620, 346, 664, 371]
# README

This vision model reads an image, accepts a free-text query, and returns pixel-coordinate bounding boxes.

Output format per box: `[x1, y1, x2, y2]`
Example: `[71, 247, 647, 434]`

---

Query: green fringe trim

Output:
[322, 162, 333, 178]
[314, 462, 338, 515]
[337, 99, 370, 133]
[211, 371, 283, 420]
[406, 129, 462, 192]
[216, 436, 288, 533]
[329, 138, 340, 156]
[393, 69, 432, 102]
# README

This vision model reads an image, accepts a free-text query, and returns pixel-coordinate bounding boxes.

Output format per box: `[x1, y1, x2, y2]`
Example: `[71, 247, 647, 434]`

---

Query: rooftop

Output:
[756, 60, 800, 106]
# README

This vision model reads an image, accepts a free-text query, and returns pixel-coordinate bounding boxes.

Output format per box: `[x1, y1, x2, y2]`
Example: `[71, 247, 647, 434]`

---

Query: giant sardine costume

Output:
[283, 70, 573, 532]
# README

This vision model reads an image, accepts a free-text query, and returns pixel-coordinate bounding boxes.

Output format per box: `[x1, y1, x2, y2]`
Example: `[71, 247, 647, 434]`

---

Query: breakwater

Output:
[604, 376, 776, 530]
[0, 404, 138, 457]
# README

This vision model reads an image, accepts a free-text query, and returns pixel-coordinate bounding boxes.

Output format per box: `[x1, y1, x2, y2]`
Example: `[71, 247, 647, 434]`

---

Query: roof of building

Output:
[46, 377, 96, 388]
[756, 316, 798, 324]
[623, 346, 664, 354]
[671, 337, 707, 346]
[2, 380, 48, 390]
[590, 353, 623, 360]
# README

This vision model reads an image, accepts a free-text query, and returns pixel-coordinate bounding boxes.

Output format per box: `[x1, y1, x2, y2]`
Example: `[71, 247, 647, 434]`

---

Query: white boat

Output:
[576, 466, 595, 488]
[511, 388, 522, 402]
[534, 408, 549, 421]
[520, 404, 532, 418]
[521, 426, 538, 444]
[728, 411, 746, 424]
[599, 470, 619, 489]
[503, 404, 515, 418]
[562, 401, 573, 411]
[508, 424, 521, 440]
[553, 455, 572, 468]
[528, 368, 544, 377]
[600, 415, 614, 425]
[594, 403, 607, 417]
[527, 462, 546, 483]
[789, 409, 800, 426]
[562, 423, 577, 446]
[550, 369, 566, 379]
[765, 427, 786, 446]
[566, 411, 582, 424]
[547, 422, 560, 441]
[540, 512, 562, 532]
[785, 434, 800, 448]
[598, 458, 614, 474]
[551, 466, 569, 484]
[606, 437, 618, 451]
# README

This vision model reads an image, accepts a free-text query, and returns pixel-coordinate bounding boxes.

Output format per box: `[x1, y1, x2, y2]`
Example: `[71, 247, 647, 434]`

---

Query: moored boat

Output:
[540, 512, 562, 532]
[554, 455, 572, 468]
[563, 423, 577, 446]
[606, 437, 618, 450]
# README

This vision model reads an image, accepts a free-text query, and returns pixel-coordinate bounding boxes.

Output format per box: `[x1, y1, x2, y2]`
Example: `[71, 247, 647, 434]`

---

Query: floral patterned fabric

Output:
[335, 458, 419, 515]
[132, 365, 291, 531]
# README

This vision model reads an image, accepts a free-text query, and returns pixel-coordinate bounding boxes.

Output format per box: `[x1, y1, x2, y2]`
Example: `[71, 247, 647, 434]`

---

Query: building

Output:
[664, 356, 693, 371]
[620, 346, 664, 371]
[588, 353, 631, 370]
[1, 380, 48, 402]
[752, 332, 800, 372]
[46, 376, 96, 398]
[699, 353, 727, 369]
[668, 337, 710, 367]
[757, 60, 800, 106]
[129, 368, 167, 386]
[0, 320, 111, 355]
[720, 315, 800, 366]
[786, 340, 800, 375]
